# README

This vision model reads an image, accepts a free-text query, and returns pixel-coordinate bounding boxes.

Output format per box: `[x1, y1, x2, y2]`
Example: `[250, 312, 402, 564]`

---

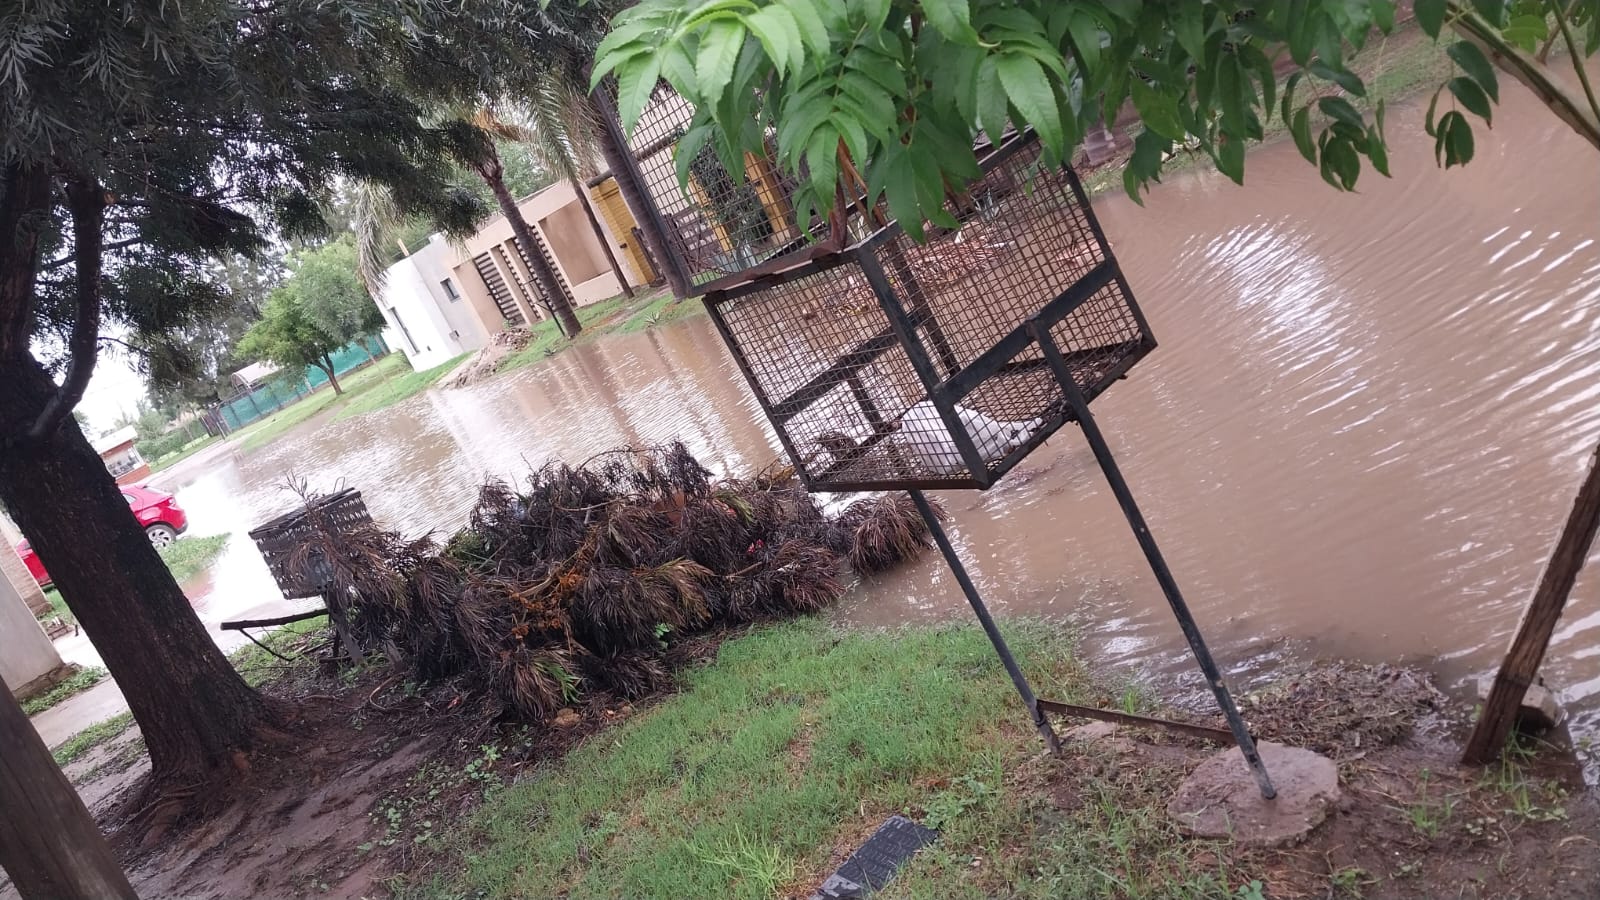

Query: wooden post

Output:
[1463, 443, 1600, 764]
[743, 151, 796, 242]
[0, 682, 138, 899]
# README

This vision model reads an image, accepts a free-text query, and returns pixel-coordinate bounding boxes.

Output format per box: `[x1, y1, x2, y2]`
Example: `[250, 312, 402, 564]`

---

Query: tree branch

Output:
[27, 176, 105, 441]
[1551, 0, 1600, 133]
[40, 237, 146, 272]
[1449, 3, 1600, 153]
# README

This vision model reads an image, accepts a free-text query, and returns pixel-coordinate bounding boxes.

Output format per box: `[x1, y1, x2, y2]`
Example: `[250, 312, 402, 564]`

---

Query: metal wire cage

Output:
[704, 133, 1155, 492]
[616, 85, 866, 293]
[248, 489, 372, 599]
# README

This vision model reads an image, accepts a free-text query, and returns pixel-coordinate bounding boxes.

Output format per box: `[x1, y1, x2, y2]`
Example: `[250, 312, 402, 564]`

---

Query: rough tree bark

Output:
[472, 146, 583, 338]
[0, 364, 277, 787]
[589, 89, 692, 299]
[0, 683, 137, 899]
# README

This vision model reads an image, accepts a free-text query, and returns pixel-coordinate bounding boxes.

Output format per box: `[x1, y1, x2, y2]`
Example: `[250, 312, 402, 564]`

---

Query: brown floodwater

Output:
[155, 84, 1600, 764]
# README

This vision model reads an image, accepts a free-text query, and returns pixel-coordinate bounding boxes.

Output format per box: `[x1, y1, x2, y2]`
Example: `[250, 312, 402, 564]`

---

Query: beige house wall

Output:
[449, 180, 639, 339]
[0, 557, 66, 697]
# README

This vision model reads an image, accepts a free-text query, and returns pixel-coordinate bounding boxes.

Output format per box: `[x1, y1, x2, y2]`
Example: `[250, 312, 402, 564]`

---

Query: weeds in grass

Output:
[696, 826, 796, 900]
[1330, 866, 1372, 897]
[53, 712, 136, 766]
[1398, 770, 1456, 839]
[21, 665, 106, 716]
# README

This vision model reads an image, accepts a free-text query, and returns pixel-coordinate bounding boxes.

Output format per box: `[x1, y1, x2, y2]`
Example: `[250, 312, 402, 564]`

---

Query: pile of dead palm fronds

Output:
[276, 443, 942, 722]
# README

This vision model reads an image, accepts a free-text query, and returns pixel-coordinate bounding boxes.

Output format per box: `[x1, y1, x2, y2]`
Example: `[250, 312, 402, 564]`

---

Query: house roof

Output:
[92, 425, 138, 455]
[232, 360, 280, 387]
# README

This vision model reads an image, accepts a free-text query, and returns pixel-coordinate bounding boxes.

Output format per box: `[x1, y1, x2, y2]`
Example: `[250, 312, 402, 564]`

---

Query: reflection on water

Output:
[154, 85, 1599, 761]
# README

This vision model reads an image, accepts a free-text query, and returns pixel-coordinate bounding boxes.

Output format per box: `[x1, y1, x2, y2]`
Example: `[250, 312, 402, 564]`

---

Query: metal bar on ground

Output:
[907, 489, 1061, 754]
[1028, 321, 1276, 799]
[1034, 699, 1233, 744]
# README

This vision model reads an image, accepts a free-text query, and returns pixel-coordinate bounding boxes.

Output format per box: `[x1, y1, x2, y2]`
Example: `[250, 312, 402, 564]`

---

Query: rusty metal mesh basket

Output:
[705, 133, 1155, 492]
[618, 85, 876, 293]
[247, 489, 373, 599]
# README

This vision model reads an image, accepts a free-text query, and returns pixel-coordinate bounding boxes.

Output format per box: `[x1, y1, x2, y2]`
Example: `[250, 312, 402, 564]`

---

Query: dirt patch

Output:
[441, 328, 531, 388]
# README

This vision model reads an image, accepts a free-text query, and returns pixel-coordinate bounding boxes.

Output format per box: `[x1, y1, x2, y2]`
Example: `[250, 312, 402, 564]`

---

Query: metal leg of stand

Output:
[908, 489, 1062, 755]
[1029, 329, 1277, 799]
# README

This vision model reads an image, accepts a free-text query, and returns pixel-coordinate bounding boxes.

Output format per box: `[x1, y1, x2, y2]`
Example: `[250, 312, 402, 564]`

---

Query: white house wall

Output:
[377, 254, 472, 372]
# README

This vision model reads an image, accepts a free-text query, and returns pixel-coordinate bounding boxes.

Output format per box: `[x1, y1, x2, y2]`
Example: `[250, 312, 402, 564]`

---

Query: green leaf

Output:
[1440, 109, 1476, 167]
[1501, 14, 1548, 52]
[744, 6, 800, 78]
[1424, 87, 1441, 136]
[1471, 0, 1506, 23]
[674, 121, 715, 194]
[1448, 75, 1493, 124]
[1067, 11, 1103, 75]
[1446, 41, 1499, 103]
[695, 20, 747, 103]
[1280, 72, 1302, 125]
[1310, 60, 1366, 97]
[804, 123, 839, 213]
[779, 0, 831, 55]
[995, 52, 1064, 156]
[1414, 0, 1446, 37]
[660, 44, 699, 97]
[921, 0, 980, 44]
[1172, 3, 1207, 61]
[975, 55, 1009, 143]
[1371, 0, 1396, 32]
[1317, 96, 1364, 129]
[1367, 99, 1390, 177]
[1290, 106, 1316, 163]
[1216, 132, 1245, 184]
[1130, 79, 1186, 142]
[615, 53, 662, 134]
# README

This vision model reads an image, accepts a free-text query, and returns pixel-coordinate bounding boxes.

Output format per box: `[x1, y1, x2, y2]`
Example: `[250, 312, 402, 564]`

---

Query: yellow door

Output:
[590, 178, 658, 284]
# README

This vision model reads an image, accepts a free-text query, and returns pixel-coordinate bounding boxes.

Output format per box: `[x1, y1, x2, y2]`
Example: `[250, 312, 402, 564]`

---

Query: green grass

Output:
[53, 712, 135, 766]
[229, 354, 406, 453]
[149, 432, 222, 473]
[395, 618, 1250, 900]
[228, 614, 329, 688]
[160, 533, 230, 584]
[37, 586, 73, 627]
[21, 666, 108, 716]
[335, 353, 470, 422]
[495, 288, 701, 375]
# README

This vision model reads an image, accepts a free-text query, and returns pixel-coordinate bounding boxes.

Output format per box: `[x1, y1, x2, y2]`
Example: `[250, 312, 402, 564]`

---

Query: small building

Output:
[94, 426, 150, 486]
[374, 179, 654, 371]
[231, 361, 281, 391]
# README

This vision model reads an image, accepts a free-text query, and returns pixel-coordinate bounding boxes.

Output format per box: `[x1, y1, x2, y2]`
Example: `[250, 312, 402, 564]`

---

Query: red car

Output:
[16, 484, 188, 586]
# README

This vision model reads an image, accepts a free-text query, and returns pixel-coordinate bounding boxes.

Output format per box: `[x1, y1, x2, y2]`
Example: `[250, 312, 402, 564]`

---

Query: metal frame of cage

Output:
[598, 91, 1279, 797]
[703, 133, 1155, 493]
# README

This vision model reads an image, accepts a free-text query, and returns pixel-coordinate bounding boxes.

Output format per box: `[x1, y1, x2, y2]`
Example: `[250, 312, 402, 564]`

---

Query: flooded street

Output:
[154, 86, 1598, 751]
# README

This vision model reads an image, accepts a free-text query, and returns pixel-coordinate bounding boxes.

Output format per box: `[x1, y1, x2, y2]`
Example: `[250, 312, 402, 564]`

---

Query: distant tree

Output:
[238, 285, 360, 396]
[288, 237, 386, 364]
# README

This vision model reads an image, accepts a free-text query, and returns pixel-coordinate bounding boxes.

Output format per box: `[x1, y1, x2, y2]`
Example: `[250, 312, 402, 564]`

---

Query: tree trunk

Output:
[569, 174, 633, 298]
[321, 357, 343, 395]
[1463, 443, 1600, 763]
[589, 89, 692, 299]
[475, 151, 582, 338]
[0, 682, 137, 899]
[0, 360, 276, 787]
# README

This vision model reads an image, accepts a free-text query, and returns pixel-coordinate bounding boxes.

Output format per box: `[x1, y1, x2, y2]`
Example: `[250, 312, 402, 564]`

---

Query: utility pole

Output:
[0, 684, 137, 899]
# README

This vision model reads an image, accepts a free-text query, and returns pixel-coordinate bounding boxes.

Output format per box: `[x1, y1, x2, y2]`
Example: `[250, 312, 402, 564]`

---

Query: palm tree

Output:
[463, 109, 583, 337]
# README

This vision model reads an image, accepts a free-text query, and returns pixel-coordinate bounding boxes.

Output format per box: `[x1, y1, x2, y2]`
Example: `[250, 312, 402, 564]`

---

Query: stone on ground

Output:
[1167, 741, 1339, 848]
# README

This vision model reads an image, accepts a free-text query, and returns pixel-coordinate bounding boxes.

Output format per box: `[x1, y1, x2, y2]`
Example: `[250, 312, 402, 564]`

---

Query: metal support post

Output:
[907, 489, 1062, 755]
[1030, 324, 1277, 799]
